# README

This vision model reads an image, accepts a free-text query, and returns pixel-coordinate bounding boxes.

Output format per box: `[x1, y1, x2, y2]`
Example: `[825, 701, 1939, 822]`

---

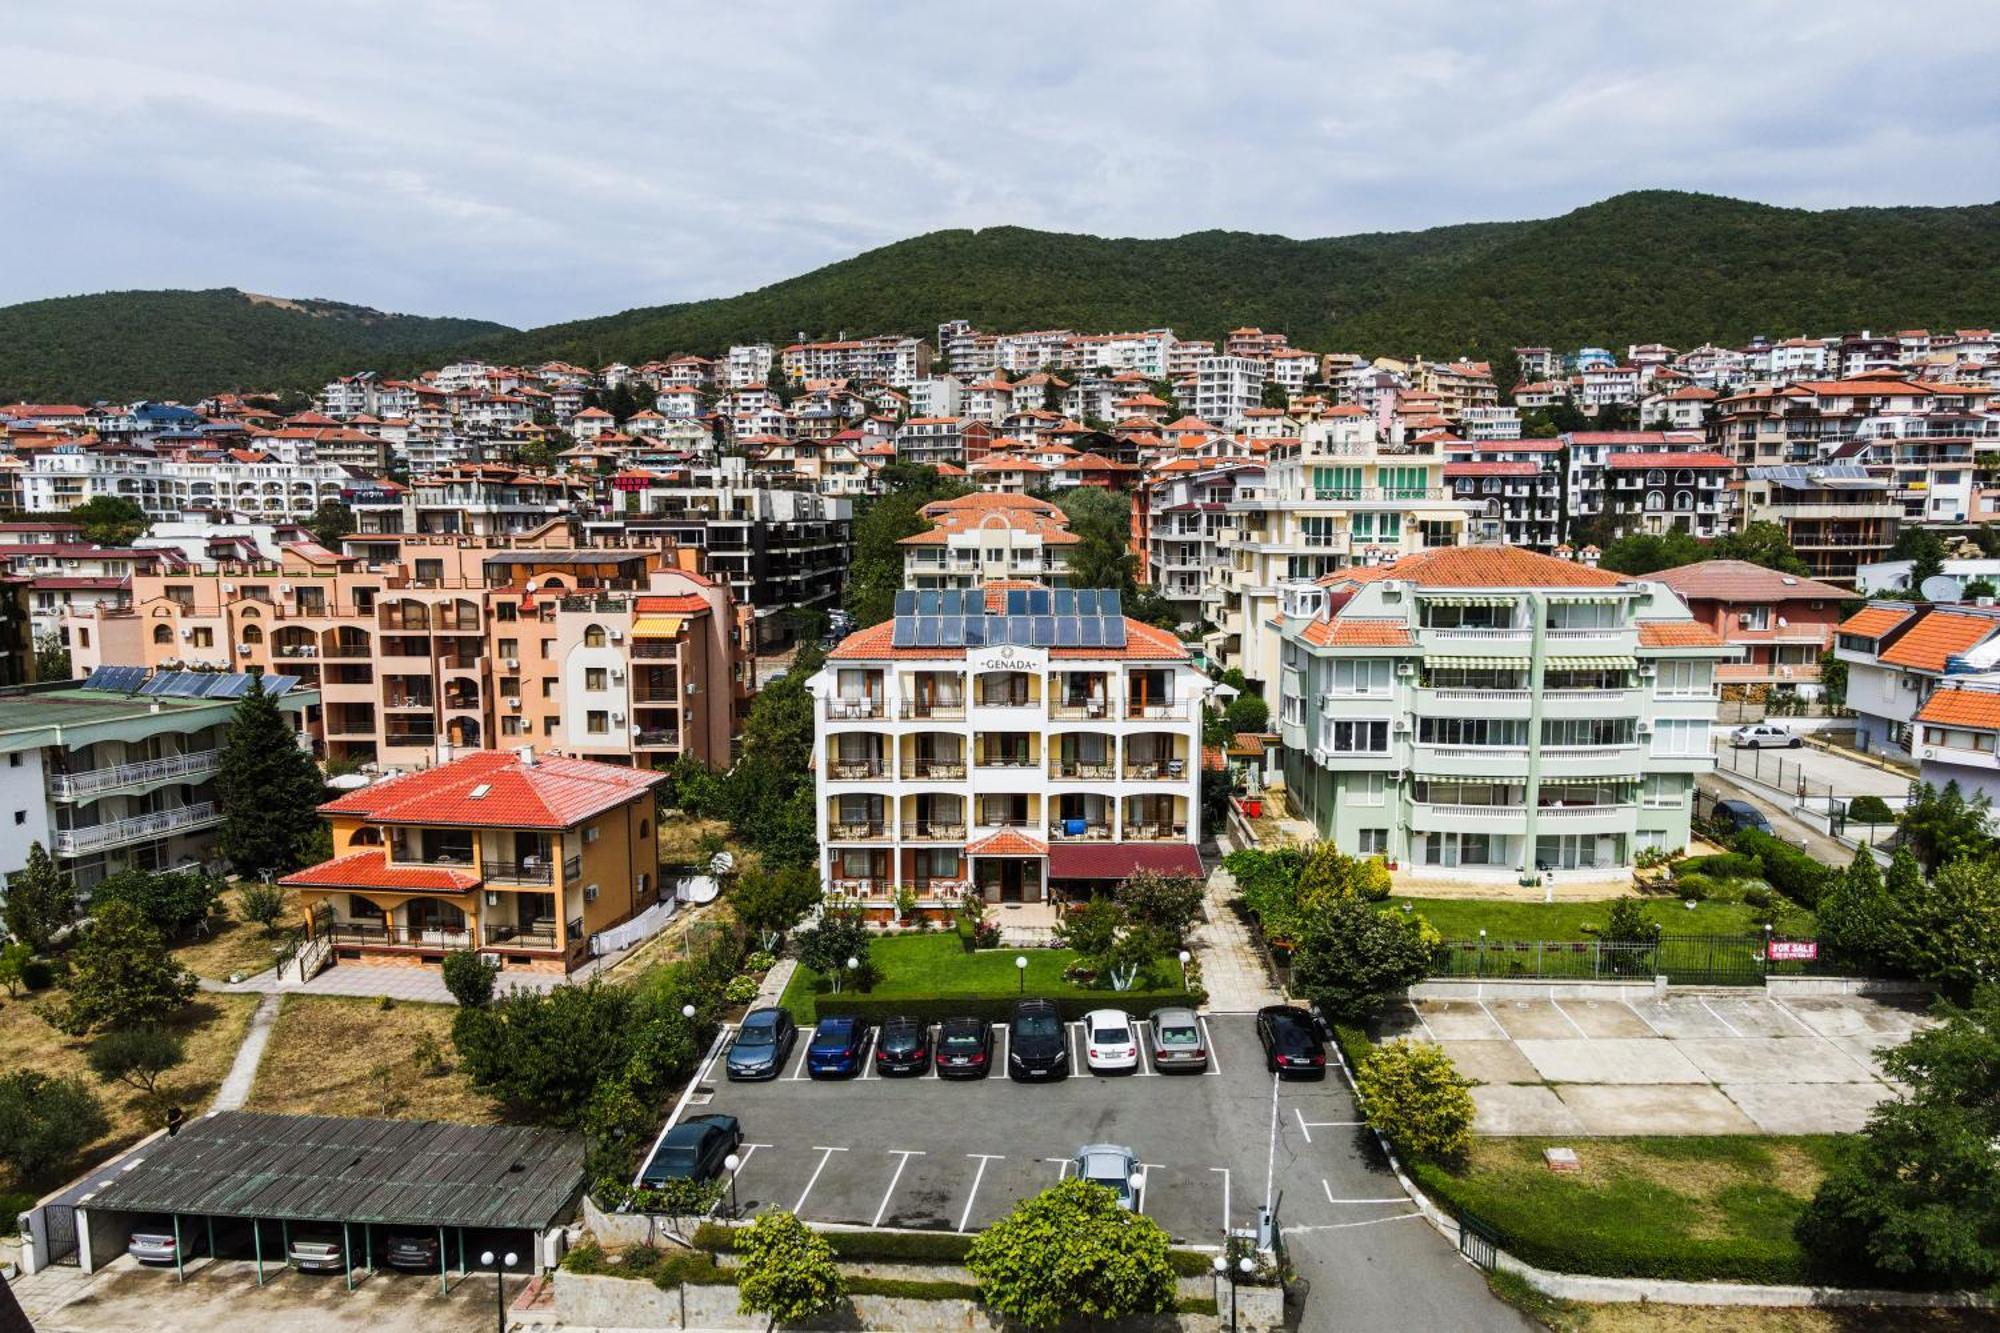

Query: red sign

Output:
[1768, 941, 1819, 962]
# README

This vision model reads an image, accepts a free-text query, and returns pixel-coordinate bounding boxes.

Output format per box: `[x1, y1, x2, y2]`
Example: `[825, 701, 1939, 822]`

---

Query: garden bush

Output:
[1673, 873, 1717, 902]
[1844, 795, 1895, 825]
[1735, 830, 1834, 909]
[1677, 852, 1757, 881]
[723, 975, 759, 1004]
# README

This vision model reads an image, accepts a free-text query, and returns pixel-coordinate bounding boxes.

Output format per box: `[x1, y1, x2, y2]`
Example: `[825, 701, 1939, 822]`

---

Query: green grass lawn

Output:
[1413, 1136, 1845, 1284]
[780, 931, 1186, 1024]
[1389, 894, 1814, 941]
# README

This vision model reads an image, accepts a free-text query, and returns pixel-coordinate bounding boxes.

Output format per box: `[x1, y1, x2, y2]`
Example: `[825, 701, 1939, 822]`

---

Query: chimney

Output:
[436, 739, 454, 766]
[517, 744, 537, 767]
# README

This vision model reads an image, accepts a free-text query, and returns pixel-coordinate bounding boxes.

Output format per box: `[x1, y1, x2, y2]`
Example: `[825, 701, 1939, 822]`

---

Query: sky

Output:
[7, 1, 1998, 329]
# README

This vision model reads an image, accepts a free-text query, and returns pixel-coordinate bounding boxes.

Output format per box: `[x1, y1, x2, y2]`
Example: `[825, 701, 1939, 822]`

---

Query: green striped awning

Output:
[1546, 655, 1637, 671]
[1424, 654, 1531, 670]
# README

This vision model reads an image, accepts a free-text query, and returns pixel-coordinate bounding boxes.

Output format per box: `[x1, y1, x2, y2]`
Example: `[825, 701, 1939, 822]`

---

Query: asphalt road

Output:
[682, 1013, 1531, 1332]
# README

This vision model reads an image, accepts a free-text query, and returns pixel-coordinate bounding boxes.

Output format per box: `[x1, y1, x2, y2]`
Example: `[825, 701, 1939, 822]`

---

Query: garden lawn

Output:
[246, 994, 500, 1124]
[1390, 895, 1813, 941]
[169, 882, 303, 981]
[1413, 1136, 1843, 1285]
[780, 931, 1186, 1024]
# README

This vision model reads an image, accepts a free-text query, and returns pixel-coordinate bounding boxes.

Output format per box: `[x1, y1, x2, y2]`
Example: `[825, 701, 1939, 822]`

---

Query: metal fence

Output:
[1432, 932, 1834, 986]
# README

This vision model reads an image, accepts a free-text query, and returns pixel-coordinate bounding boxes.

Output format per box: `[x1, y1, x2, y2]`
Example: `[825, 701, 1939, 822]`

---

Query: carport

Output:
[68, 1110, 585, 1290]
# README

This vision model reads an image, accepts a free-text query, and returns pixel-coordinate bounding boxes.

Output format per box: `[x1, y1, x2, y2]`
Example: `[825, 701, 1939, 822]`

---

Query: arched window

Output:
[242, 625, 263, 644]
[1674, 469, 1696, 485]
[1674, 490, 1695, 511]
[153, 624, 173, 644]
[1646, 469, 1667, 487]
[584, 624, 607, 647]
[639, 818, 651, 840]
[350, 827, 382, 845]
[1644, 492, 1665, 512]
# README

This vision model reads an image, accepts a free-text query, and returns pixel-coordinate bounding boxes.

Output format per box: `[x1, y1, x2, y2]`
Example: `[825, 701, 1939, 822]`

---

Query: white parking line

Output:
[1137, 1162, 1163, 1214]
[1132, 1019, 1159, 1076]
[1067, 1021, 1082, 1070]
[1198, 1015, 1224, 1075]
[1209, 1167, 1230, 1234]
[1699, 998, 1746, 1039]
[787, 1041, 812, 1081]
[959, 1154, 1004, 1232]
[1405, 1000, 1439, 1042]
[872, 1150, 924, 1227]
[1044, 1156, 1073, 1180]
[1285, 1214, 1425, 1234]
[857, 1032, 876, 1080]
[1550, 999, 1592, 1040]
[1765, 997, 1883, 1081]
[1293, 1108, 1312, 1145]
[794, 1146, 845, 1214]
[1624, 1001, 1667, 1038]
[1474, 999, 1509, 1039]
[995, 1023, 1008, 1069]
[695, 1026, 734, 1086]
[1322, 1180, 1411, 1204]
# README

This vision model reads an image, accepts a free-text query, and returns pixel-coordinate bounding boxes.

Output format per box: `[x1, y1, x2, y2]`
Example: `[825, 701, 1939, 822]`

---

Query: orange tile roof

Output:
[1837, 606, 1914, 638]
[320, 750, 665, 829]
[965, 829, 1048, 857]
[1202, 746, 1230, 772]
[1637, 621, 1727, 649]
[279, 849, 481, 894]
[1322, 546, 1627, 590]
[827, 614, 1189, 662]
[1879, 612, 1999, 673]
[1916, 688, 2000, 729]
[1301, 618, 1412, 647]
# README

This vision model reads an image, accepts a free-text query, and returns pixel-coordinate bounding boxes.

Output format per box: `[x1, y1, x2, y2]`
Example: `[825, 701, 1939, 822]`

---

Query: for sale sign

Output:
[1768, 940, 1819, 962]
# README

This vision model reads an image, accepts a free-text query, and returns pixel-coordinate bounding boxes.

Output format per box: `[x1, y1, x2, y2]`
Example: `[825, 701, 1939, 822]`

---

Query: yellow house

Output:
[282, 747, 663, 973]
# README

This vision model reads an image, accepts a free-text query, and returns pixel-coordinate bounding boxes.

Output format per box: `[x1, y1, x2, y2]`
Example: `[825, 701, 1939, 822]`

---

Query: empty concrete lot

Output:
[14, 1260, 507, 1333]
[1372, 989, 1931, 1135]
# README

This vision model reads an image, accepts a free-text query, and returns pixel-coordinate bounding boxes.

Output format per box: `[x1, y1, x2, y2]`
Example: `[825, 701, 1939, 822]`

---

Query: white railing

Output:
[1425, 628, 1526, 640]
[1540, 745, 1642, 758]
[48, 749, 219, 798]
[1416, 803, 1526, 819]
[54, 802, 219, 854]
[1417, 745, 1529, 759]
[1544, 628, 1628, 641]
[1423, 689, 1528, 701]
[1544, 689, 1628, 702]
[1537, 804, 1635, 819]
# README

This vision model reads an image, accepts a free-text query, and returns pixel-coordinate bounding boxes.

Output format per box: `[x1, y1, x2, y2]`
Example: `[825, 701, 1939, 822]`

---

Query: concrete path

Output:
[1190, 835, 1282, 1012]
[209, 990, 280, 1111]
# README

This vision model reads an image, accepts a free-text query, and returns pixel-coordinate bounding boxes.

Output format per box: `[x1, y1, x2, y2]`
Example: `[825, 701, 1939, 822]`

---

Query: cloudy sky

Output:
[8, 1, 1997, 328]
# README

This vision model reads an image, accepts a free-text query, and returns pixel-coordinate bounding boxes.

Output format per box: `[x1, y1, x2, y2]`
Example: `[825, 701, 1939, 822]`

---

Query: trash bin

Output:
[1243, 798, 1262, 819]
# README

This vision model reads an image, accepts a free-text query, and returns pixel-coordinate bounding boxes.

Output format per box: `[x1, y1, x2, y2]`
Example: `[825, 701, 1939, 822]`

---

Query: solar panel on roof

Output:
[892, 618, 918, 647]
[1034, 615, 1055, 643]
[1100, 590, 1123, 617]
[894, 591, 917, 616]
[1006, 590, 1029, 615]
[1052, 589, 1075, 615]
[1028, 589, 1051, 615]
[917, 591, 941, 615]
[1013, 617, 1038, 646]
[1080, 618, 1104, 647]
[939, 617, 964, 647]
[1076, 589, 1098, 615]
[1101, 616, 1127, 648]
[962, 616, 985, 646]
[916, 616, 941, 646]
[263, 675, 299, 697]
[1057, 616, 1081, 646]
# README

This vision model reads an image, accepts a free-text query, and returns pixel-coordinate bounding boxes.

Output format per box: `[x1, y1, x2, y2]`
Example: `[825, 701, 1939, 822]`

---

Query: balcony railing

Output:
[324, 923, 473, 949]
[825, 698, 885, 720]
[1050, 760, 1117, 780]
[1049, 700, 1113, 720]
[1422, 688, 1528, 702]
[975, 754, 1037, 769]
[899, 700, 966, 720]
[829, 758, 887, 780]
[631, 642, 679, 659]
[1124, 822, 1188, 841]
[1537, 804, 1635, 819]
[483, 921, 573, 951]
[48, 749, 219, 799]
[1124, 759, 1187, 781]
[906, 758, 966, 780]
[829, 821, 890, 841]
[1048, 821, 1114, 841]
[634, 728, 681, 748]
[905, 822, 966, 842]
[1126, 701, 1187, 720]
[54, 801, 218, 855]
[483, 859, 554, 885]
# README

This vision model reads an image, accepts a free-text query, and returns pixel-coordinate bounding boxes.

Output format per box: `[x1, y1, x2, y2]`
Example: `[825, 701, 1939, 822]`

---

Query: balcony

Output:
[1124, 821, 1189, 841]
[825, 698, 885, 720]
[483, 859, 554, 885]
[48, 749, 219, 799]
[974, 753, 1038, 770]
[634, 728, 681, 749]
[1124, 759, 1188, 781]
[904, 822, 966, 842]
[829, 820, 890, 842]
[325, 923, 473, 950]
[1049, 700, 1115, 720]
[899, 701, 966, 720]
[829, 758, 888, 781]
[483, 919, 579, 951]
[1048, 820, 1114, 841]
[906, 758, 966, 780]
[1125, 701, 1188, 720]
[1050, 760, 1117, 780]
[54, 801, 219, 855]
[631, 642, 679, 659]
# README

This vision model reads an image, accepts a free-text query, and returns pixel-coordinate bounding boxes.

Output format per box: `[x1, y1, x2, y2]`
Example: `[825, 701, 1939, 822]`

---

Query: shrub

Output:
[441, 949, 498, 1009]
[1678, 852, 1757, 881]
[1735, 830, 1834, 910]
[1742, 887, 1775, 911]
[743, 950, 777, 974]
[1354, 1040, 1475, 1165]
[86, 1024, 186, 1099]
[0, 942, 32, 998]
[1673, 873, 1717, 903]
[1288, 896, 1437, 1021]
[1845, 795, 1895, 825]
[235, 880, 288, 935]
[734, 1210, 846, 1326]
[0, 1070, 109, 1187]
[38, 901, 197, 1035]
[966, 1178, 1177, 1327]
[89, 867, 223, 940]
[724, 975, 759, 1004]
[812, 988, 1193, 1026]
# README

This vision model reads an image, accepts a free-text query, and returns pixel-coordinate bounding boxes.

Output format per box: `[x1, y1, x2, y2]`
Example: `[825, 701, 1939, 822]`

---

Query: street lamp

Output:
[478, 1249, 518, 1333]
[1015, 953, 1028, 994]
[1213, 1254, 1238, 1333]
[1128, 1169, 1145, 1212]
[842, 955, 858, 995]
[681, 1003, 697, 1020]
[723, 1152, 742, 1219]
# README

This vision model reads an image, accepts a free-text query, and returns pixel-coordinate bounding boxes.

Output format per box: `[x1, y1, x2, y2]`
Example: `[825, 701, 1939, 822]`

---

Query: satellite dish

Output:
[709, 850, 736, 876]
[1920, 575, 1964, 603]
[325, 772, 371, 790]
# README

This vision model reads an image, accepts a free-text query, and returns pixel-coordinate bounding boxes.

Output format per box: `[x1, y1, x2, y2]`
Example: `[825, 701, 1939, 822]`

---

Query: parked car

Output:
[807, 1015, 869, 1078]
[287, 1230, 346, 1273]
[1731, 723, 1802, 749]
[1007, 998, 1069, 1080]
[1711, 798, 1774, 836]
[1082, 1008, 1139, 1073]
[639, 1113, 743, 1186]
[1255, 1004, 1327, 1079]
[936, 1015, 993, 1078]
[384, 1231, 442, 1272]
[874, 1015, 931, 1075]
[1072, 1143, 1142, 1210]
[726, 1007, 798, 1081]
[1147, 1005, 1208, 1073]
[127, 1217, 199, 1265]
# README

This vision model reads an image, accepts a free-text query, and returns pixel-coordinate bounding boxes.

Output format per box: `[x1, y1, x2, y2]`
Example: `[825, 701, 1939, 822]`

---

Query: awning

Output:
[1546, 593, 1627, 604]
[630, 615, 684, 637]
[1424, 654, 1530, 670]
[1048, 843, 1203, 880]
[1546, 655, 1637, 671]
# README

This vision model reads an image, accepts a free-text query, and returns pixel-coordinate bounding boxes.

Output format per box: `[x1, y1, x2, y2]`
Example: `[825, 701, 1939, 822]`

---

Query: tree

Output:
[1260, 380, 1291, 410]
[1355, 1039, 1476, 1164]
[1223, 691, 1270, 735]
[1891, 856, 2000, 996]
[450, 981, 646, 1126]
[735, 1210, 847, 1329]
[1816, 846, 1902, 974]
[1114, 870, 1205, 945]
[1296, 842, 1391, 909]
[302, 499, 353, 550]
[1289, 897, 1437, 1022]
[795, 909, 870, 991]
[87, 1024, 186, 1100]
[730, 865, 823, 951]
[1711, 521, 1810, 576]
[1603, 896, 1662, 974]
[1056, 487, 1139, 592]
[67, 495, 147, 546]
[966, 1177, 1177, 1328]
[1598, 530, 1706, 575]
[236, 880, 288, 935]
[844, 467, 968, 627]
[1817, 649, 1848, 710]
[216, 674, 326, 875]
[0, 941, 32, 997]
[1893, 526, 1949, 592]
[3, 841, 76, 952]
[1103, 922, 1168, 992]
[0, 1070, 109, 1188]
[40, 900, 198, 1035]
[441, 949, 498, 1008]
[90, 867, 222, 940]
[1898, 780, 1993, 876]
[33, 629, 70, 683]
[1796, 986, 2000, 1288]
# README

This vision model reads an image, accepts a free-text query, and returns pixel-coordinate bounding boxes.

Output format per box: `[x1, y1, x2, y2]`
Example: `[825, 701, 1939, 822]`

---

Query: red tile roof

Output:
[1301, 618, 1413, 648]
[1916, 688, 2000, 729]
[965, 829, 1048, 857]
[1444, 461, 1539, 478]
[1879, 612, 1999, 673]
[279, 849, 480, 893]
[1046, 843, 1201, 880]
[320, 750, 664, 829]
[1650, 560, 1849, 602]
[1838, 606, 1915, 638]
[1605, 451, 1735, 469]
[1637, 621, 1727, 649]
[1321, 546, 1628, 590]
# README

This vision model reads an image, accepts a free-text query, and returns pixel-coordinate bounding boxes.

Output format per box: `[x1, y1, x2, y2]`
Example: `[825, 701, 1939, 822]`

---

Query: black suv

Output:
[875, 1015, 931, 1075]
[936, 1015, 992, 1078]
[1007, 998, 1068, 1081]
[1256, 1004, 1327, 1079]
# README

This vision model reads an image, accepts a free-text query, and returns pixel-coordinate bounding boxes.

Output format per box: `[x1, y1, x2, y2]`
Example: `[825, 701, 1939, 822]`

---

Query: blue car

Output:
[807, 1016, 868, 1078]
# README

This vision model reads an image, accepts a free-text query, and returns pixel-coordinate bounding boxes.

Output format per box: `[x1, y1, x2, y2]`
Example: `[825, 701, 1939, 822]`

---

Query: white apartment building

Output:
[20, 446, 358, 523]
[994, 330, 1076, 373]
[901, 494, 1077, 590]
[810, 586, 1208, 916]
[908, 376, 966, 419]
[1064, 330, 1175, 378]
[780, 337, 927, 388]
[1143, 461, 1260, 617]
[1459, 406, 1523, 442]
[725, 344, 775, 389]
[1193, 356, 1266, 429]
[1580, 364, 1642, 411]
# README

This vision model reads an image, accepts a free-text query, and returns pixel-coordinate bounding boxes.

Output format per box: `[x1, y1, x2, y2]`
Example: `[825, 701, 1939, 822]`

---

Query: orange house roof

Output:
[1300, 618, 1412, 648]
[1879, 612, 1998, 673]
[279, 850, 481, 894]
[1837, 606, 1915, 638]
[1637, 621, 1727, 649]
[1916, 688, 2000, 729]
[320, 750, 665, 829]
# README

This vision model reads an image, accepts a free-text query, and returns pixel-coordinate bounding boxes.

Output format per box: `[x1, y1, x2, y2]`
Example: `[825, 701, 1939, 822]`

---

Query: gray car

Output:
[1072, 1143, 1142, 1210]
[1146, 1005, 1208, 1072]
[288, 1230, 345, 1273]
[127, 1217, 198, 1265]
[727, 1007, 797, 1081]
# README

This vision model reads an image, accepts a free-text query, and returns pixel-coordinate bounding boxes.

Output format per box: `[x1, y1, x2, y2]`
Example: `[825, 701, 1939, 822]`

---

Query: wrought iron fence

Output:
[1431, 932, 1836, 986]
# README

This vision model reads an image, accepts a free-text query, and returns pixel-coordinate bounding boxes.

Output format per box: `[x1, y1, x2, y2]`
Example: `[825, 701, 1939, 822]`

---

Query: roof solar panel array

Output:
[85, 668, 303, 700]
[889, 584, 1126, 650]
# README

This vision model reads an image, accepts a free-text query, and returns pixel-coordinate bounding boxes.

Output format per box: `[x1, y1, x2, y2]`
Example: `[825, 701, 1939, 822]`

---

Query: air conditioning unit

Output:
[611, 712, 625, 725]
[279, 583, 293, 593]
[585, 883, 599, 902]
[505, 657, 519, 669]
[1636, 720, 1653, 735]
[609, 629, 624, 642]
[1311, 747, 1330, 766]
[507, 697, 522, 709]
[180, 628, 194, 640]
[1386, 769, 1405, 783]
[222, 583, 235, 594]
[610, 670, 626, 685]
[1392, 717, 1411, 733]
[1637, 662, 1656, 676]
[1922, 747, 1935, 760]
[235, 643, 251, 655]
[1395, 661, 1415, 676]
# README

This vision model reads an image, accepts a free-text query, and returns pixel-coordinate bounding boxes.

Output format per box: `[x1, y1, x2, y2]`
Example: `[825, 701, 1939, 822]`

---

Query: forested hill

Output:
[8, 191, 2000, 402]
[0, 289, 513, 403]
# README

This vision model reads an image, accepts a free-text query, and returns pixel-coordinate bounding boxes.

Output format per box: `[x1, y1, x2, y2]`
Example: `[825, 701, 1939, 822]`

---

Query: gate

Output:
[44, 1203, 79, 1266]
[1457, 1210, 1498, 1272]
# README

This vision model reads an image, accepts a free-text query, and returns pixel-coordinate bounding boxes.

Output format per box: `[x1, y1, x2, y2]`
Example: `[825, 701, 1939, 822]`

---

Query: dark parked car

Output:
[1711, 798, 1774, 836]
[807, 1016, 868, 1078]
[874, 1015, 931, 1075]
[1255, 1004, 1327, 1079]
[384, 1231, 442, 1272]
[639, 1113, 743, 1186]
[726, 1007, 798, 1081]
[936, 1015, 993, 1078]
[1007, 998, 1068, 1080]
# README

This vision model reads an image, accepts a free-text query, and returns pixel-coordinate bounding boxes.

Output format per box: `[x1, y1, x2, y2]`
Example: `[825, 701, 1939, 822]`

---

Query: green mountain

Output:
[0, 289, 514, 403]
[6, 192, 1999, 402]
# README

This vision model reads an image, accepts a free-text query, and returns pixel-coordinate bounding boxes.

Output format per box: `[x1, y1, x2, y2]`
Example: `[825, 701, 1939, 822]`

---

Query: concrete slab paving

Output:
[1721, 1081, 1894, 1134]
[1673, 1037, 1875, 1085]
[1368, 1005, 1428, 1044]
[1472, 1084, 1586, 1136]
[1829, 1034, 1899, 1080]
[1440, 1039, 1543, 1086]
[1482, 999, 1581, 1041]
[1414, 999, 1509, 1041]
[1781, 994, 1930, 1040]
[1697, 996, 1803, 1039]
[1556, 1083, 1762, 1135]
[1632, 996, 1749, 1040]
[1551, 997, 1656, 1038]
[1515, 1037, 1708, 1085]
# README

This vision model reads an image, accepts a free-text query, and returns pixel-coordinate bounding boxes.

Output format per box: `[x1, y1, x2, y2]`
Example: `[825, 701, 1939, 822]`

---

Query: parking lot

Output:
[669, 1013, 1419, 1247]
[1371, 990, 1930, 1135]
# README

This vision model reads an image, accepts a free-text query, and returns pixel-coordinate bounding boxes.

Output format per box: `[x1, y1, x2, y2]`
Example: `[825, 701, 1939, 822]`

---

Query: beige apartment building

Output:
[62, 531, 746, 775]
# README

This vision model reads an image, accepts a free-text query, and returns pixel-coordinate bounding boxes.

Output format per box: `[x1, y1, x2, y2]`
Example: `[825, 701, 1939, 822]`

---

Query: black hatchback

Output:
[936, 1016, 993, 1078]
[1007, 998, 1068, 1080]
[1256, 1004, 1327, 1079]
[874, 1016, 931, 1075]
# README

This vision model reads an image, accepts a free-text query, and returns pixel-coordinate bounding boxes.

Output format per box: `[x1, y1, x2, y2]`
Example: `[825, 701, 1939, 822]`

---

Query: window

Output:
[1332, 659, 1392, 696]
[499, 638, 518, 658]
[241, 624, 263, 644]
[583, 624, 607, 647]
[1741, 605, 1771, 631]
[1350, 772, 1385, 806]
[587, 710, 608, 735]
[540, 639, 554, 659]
[1357, 828, 1388, 855]
[1329, 720, 1389, 753]
[1416, 717, 1528, 746]
[1641, 774, 1683, 807]
[1650, 718, 1707, 756]
[1541, 718, 1635, 747]
[586, 667, 607, 690]
[1655, 659, 1710, 696]
[191, 627, 214, 649]
[153, 624, 172, 644]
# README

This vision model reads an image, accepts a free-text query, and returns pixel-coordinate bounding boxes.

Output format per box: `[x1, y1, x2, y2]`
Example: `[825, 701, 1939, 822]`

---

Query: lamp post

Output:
[1213, 1253, 1242, 1333]
[1128, 1168, 1145, 1213]
[1015, 954, 1028, 994]
[844, 955, 858, 995]
[478, 1249, 518, 1333]
[723, 1152, 742, 1219]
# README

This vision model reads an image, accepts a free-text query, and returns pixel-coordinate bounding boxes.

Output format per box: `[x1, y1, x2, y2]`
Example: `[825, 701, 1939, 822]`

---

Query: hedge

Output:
[812, 990, 1194, 1025]
[1676, 852, 1757, 881]
[562, 1240, 735, 1287]
[693, 1222, 1216, 1279]
[1177, 1296, 1221, 1315]
[1733, 830, 1834, 910]
[847, 1276, 982, 1300]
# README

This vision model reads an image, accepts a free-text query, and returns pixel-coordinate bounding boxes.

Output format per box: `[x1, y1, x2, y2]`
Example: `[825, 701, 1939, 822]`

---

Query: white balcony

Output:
[55, 801, 219, 855]
[48, 750, 220, 800]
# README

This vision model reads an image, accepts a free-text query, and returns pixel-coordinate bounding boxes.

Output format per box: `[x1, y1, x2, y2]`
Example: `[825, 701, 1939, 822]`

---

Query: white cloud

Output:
[2, 0, 1994, 326]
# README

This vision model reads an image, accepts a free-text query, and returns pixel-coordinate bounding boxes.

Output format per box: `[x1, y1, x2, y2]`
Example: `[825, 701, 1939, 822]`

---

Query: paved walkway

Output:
[210, 991, 280, 1110]
[1190, 832, 1282, 1012]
